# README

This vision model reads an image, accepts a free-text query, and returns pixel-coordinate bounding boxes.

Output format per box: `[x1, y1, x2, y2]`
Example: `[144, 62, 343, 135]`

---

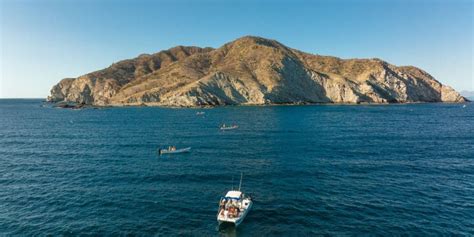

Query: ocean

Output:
[1, 99, 473, 235]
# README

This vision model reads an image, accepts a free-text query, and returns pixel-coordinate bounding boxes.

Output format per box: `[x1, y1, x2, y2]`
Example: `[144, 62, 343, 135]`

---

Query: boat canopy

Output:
[225, 191, 242, 199]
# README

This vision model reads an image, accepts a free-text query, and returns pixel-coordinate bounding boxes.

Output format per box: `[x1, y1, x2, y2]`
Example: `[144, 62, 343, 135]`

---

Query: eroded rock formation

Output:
[48, 36, 467, 106]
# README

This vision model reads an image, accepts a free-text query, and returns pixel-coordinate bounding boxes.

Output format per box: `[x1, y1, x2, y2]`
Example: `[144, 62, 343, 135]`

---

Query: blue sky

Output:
[1, 0, 472, 98]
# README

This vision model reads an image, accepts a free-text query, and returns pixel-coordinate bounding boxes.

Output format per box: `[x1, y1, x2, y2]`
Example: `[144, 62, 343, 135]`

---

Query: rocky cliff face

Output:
[48, 36, 467, 106]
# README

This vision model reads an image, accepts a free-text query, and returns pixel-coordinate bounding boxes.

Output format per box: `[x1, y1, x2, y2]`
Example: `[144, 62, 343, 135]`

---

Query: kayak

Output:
[158, 147, 191, 155]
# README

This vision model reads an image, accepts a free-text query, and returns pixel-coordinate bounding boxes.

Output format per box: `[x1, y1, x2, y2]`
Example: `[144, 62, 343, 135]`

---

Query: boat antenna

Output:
[231, 175, 234, 190]
[238, 172, 243, 191]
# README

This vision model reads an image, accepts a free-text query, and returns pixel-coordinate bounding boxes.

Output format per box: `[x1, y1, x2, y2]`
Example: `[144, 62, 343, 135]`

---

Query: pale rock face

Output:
[48, 78, 74, 102]
[48, 36, 467, 106]
[441, 85, 465, 102]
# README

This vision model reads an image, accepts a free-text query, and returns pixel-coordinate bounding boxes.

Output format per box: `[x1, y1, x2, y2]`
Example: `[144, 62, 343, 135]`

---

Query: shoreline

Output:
[44, 100, 471, 109]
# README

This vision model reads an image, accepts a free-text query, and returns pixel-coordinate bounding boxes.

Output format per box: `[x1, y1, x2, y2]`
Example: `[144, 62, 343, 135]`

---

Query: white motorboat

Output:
[217, 174, 252, 227]
[158, 147, 191, 155]
[220, 124, 238, 130]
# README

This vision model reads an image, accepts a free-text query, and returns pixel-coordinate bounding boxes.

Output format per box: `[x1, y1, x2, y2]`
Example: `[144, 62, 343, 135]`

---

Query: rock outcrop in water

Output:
[48, 36, 467, 106]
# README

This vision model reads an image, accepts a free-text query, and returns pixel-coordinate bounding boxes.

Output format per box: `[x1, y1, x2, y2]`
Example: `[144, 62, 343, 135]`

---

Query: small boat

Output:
[196, 111, 205, 115]
[220, 124, 238, 130]
[217, 173, 252, 227]
[158, 147, 191, 155]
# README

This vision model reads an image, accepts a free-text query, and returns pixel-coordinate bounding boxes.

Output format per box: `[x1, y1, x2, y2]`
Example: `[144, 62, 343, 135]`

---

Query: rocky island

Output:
[48, 36, 467, 107]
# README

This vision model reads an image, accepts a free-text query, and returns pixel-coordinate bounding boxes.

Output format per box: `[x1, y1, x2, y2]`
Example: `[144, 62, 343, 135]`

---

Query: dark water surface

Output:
[1, 99, 473, 235]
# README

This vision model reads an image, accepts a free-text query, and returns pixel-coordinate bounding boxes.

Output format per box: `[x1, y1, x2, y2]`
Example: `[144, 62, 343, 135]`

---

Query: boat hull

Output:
[220, 126, 238, 130]
[158, 147, 191, 155]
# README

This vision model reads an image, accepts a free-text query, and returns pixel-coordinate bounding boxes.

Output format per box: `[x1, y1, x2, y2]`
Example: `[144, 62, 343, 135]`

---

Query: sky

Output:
[0, 0, 473, 98]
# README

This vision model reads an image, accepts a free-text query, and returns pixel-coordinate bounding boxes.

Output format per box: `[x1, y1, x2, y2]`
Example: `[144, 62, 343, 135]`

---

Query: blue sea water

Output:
[0, 99, 473, 236]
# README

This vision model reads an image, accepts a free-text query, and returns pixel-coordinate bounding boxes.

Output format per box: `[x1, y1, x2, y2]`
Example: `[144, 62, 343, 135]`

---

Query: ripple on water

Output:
[0, 100, 473, 235]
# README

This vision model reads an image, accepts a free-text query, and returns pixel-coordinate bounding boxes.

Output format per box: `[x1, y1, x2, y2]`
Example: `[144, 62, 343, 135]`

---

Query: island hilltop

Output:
[48, 36, 467, 107]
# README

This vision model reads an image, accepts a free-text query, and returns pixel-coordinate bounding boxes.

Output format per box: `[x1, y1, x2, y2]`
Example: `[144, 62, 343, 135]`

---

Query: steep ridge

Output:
[48, 46, 213, 105]
[48, 36, 467, 106]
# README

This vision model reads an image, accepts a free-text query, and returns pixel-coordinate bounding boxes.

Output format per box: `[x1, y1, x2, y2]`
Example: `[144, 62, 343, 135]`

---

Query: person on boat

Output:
[219, 198, 226, 211]
[228, 206, 235, 218]
[219, 199, 226, 215]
